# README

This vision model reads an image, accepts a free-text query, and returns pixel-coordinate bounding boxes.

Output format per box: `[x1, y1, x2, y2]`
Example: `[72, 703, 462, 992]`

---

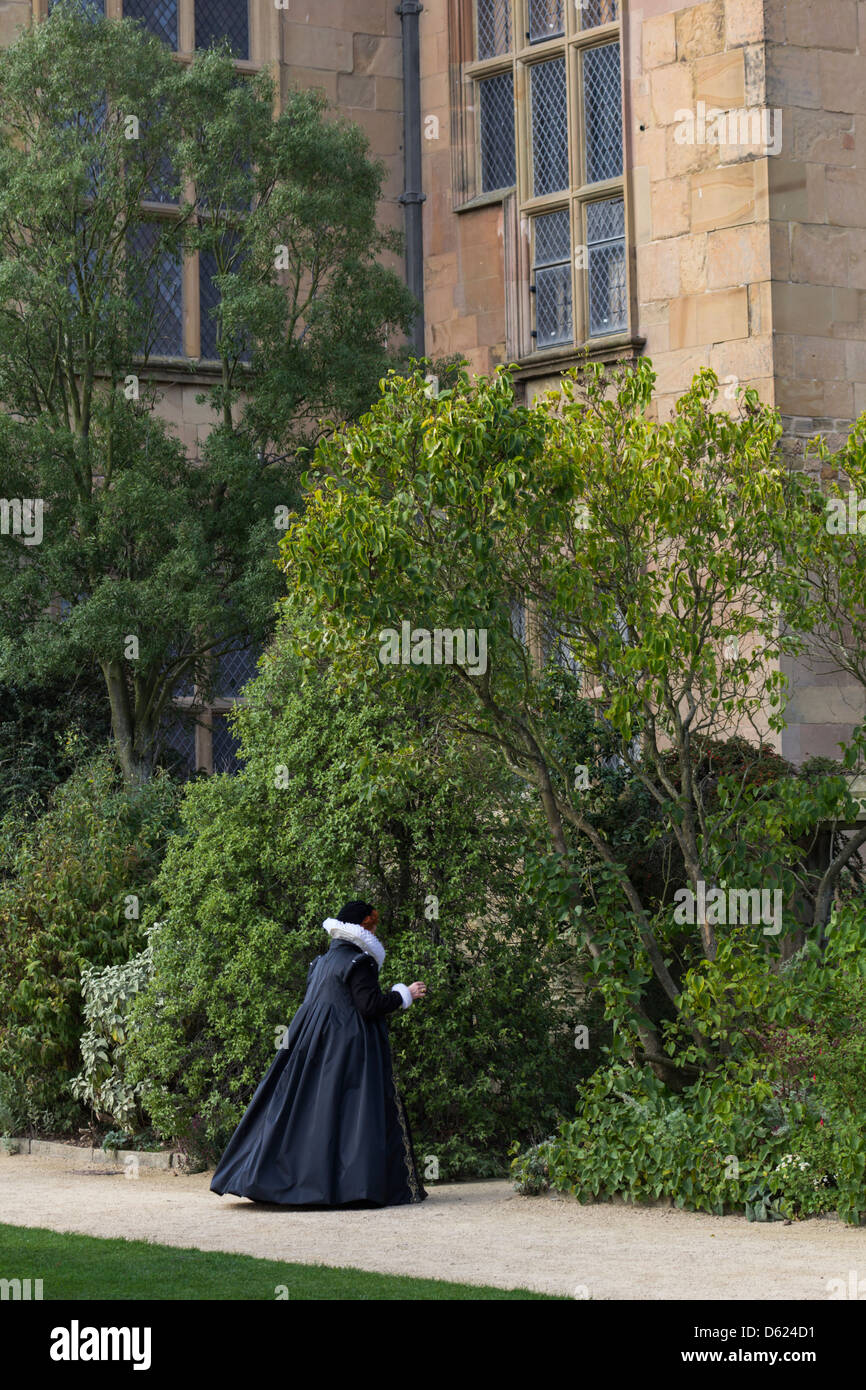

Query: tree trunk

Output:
[101, 659, 152, 785]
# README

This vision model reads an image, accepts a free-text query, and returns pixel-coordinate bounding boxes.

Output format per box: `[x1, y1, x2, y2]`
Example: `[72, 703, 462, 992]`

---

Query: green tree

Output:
[0, 3, 415, 784]
[276, 361, 823, 1078]
[0, 670, 112, 821]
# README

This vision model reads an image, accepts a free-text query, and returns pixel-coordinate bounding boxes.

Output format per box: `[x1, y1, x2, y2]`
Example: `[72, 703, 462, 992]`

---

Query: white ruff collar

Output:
[322, 918, 385, 969]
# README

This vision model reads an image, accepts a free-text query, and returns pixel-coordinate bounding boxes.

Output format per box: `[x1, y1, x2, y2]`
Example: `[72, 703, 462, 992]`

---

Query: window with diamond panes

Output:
[532, 209, 572, 348]
[123, 0, 178, 49]
[530, 58, 568, 196]
[145, 149, 179, 205]
[478, 71, 516, 192]
[166, 638, 198, 698]
[198, 249, 223, 360]
[580, 0, 619, 29]
[60, 98, 106, 200]
[199, 238, 251, 363]
[195, 0, 250, 59]
[212, 713, 244, 774]
[586, 197, 626, 337]
[215, 641, 262, 698]
[158, 710, 197, 780]
[127, 104, 179, 205]
[583, 43, 622, 184]
[476, 0, 511, 59]
[464, 0, 626, 349]
[127, 221, 184, 356]
[528, 0, 564, 43]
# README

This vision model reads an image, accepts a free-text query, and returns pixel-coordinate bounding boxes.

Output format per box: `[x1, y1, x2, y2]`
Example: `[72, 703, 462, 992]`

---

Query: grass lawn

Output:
[0, 1223, 561, 1300]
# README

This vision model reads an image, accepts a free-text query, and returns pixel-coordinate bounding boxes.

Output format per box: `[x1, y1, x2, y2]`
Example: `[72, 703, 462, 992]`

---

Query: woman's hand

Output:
[409, 981, 427, 1001]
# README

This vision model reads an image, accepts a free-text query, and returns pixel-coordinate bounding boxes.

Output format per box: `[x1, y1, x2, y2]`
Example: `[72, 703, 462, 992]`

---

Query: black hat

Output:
[337, 900, 375, 926]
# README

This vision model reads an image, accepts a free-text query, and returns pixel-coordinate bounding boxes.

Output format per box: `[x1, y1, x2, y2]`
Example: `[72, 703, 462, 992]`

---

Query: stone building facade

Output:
[3, 0, 865, 766]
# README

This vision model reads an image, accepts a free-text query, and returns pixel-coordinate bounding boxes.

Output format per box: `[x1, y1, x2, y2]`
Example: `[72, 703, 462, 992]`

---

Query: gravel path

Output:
[1, 1152, 864, 1299]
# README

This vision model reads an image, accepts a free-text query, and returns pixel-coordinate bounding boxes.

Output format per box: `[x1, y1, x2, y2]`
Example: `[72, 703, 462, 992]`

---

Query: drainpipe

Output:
[396, 0, 425, 356]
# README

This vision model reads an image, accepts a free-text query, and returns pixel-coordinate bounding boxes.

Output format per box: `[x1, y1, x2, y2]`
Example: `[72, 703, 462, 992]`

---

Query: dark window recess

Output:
[199, 234, 251, 362]
[586, 197, 626, 337]
[123, 0, 178, 48]
[195, 0, 250, 59]
[583, 42, 623, 184]
[60, 97, 106, 200]
[212, 713, 244, 774]
[157, 710, 197, 780]
[166, 641, 197, 698]
[128, 102, 180, 205]
[530, 57, 568, 196]
[478, 70, 516, 192]
[215, 642, 263, 698]
[126, 220, 184, 356]
[532, 208, 572, 348]
[528, 0, 564, 43]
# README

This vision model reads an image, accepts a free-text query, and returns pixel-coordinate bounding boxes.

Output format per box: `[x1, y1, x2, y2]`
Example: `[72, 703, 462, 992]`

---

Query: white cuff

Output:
[392, 982, 413, 1010]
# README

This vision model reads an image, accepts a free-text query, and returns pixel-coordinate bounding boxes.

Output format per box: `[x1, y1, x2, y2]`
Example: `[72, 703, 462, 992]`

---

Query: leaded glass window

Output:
[158, 711, 197, 779]
[530, 58, 568, 195]
[127, 220, 184, 356]
[583, 43, 623, 184]
[528, 0, 564, 43]
[466, 0, 626, 348]
[123, 0, 178, 49]
[532, 209, 572, 347]
[215, 641, 262, 698]
[478, 71, 516, 191]
[586, 198, 626, 336]
[199, 233, 251, 362]
[48, 0, 105, 14]
[195, 0, 250, 60]
[476, 0, 511, 58]
[580, 0, 619, 30]
[212, 713, 243, 773]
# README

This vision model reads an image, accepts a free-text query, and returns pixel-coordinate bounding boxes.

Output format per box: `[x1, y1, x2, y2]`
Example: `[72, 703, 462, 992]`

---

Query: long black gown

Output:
[209, 937, 428, 1207]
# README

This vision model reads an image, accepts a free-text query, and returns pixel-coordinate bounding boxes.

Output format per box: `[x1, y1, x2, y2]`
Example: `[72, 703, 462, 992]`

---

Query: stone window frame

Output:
[450, 0, 633, 364]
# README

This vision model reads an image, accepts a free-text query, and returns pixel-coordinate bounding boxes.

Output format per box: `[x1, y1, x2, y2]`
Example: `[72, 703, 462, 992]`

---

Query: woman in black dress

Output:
[210, 901, 429, 1208]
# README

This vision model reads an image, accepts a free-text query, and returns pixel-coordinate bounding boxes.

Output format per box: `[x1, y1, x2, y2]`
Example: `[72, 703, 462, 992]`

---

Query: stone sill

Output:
[510, 334, 647, 381]
[91, 360, 252, 389]
[453, 189, 513, 214]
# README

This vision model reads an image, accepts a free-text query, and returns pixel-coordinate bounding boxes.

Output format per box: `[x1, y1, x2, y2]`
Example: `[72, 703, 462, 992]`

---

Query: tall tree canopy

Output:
[0, 1, 415, 783]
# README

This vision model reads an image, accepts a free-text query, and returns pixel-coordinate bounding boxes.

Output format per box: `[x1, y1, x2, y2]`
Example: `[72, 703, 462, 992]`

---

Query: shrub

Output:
[0, 751, 181, 1132]
[69, 930, 157, 1132]
[511, 902, 866, 1224]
